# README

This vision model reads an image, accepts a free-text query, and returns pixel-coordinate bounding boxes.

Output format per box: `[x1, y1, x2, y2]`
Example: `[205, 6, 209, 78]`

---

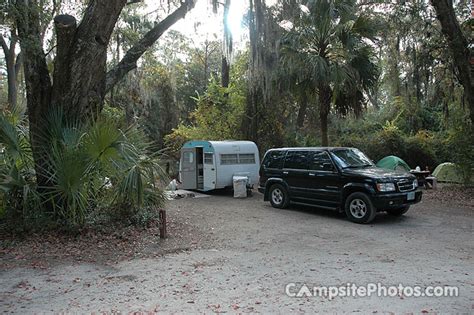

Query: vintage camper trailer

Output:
[179, 140, 260, 191]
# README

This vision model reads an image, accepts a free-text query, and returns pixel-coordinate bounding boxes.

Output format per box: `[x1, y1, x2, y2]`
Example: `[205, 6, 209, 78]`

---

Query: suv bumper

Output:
[372, 190, 422, 209]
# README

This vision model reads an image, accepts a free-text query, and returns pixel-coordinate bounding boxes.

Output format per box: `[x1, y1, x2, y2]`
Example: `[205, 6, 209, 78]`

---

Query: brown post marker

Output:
[159, 209, 167, 239]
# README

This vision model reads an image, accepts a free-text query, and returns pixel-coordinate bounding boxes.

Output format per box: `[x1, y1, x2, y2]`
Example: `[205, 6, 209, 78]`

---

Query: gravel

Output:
[1, 189, 473, 313]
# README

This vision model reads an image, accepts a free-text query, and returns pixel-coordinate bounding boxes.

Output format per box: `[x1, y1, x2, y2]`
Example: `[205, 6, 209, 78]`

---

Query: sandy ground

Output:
[0, 189, 473, 313]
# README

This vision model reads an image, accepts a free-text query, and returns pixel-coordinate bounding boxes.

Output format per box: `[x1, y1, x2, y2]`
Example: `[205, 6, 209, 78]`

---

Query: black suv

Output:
[258, 147, 422, 223]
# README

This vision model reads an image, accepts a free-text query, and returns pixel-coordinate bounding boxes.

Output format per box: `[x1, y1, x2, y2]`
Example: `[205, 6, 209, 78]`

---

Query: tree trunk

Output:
[6, 55, 18, 108]
[53, 0, 127, 121]
[243, 0, 257, 142]
[204, 41, 209, 83]
[18, 0, 195, 124]
[387, 35, 401, 97]
[430, 0, 474, 124]
[221, 56, 230, 88]
[0, 31, 19, 109]
[413, 46, 422, 102]
[320, 113, 328, 147]
[14, 0, 196, 210]
[221, 0, 231, 89]
[296, 92, 308, 129]
[51, 14, 77, 112]
[319, 84, 331, 146]
[15, 0, 53, 190]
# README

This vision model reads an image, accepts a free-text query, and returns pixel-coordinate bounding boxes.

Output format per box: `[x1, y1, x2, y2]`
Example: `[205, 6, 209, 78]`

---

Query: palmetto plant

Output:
[0, 108, 167, 228]
[281, 0, 379, 145]
[44, 111, 168, 226]
[0, 106, 39, 219]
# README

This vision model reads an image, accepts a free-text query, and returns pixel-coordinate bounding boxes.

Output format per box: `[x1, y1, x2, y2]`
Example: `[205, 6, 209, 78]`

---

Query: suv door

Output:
[259, 150, 286, 188]
[282, 150, 310, 200]
[305, 150, 342, 208]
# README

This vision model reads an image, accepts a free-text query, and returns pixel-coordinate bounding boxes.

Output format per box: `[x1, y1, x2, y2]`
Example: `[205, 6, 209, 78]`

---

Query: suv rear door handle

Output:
[282, 171, 289, 175]
[308, 173, 315, 176]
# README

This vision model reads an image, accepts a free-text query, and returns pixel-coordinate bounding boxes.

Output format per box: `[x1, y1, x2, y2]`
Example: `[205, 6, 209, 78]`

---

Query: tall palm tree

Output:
[281, 0, 379, 146]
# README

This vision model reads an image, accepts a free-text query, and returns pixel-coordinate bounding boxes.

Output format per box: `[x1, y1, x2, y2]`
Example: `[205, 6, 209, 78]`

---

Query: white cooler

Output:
[233, 176, 249, 198]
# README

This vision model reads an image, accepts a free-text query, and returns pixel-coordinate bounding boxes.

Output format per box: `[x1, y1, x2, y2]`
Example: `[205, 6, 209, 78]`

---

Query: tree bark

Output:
[296, 92, 308, 129]
[15, 0, 53, 189]
[221, 0, 231, 89]
[319, 84, 331, 146]
[221, 56, 230, 88]
[105, 0, 195, 93]
[0, 31, 19, 108]
[430, 0, 474, 124]
[242, 0, 261, 143]
[203, 40, 209, 83]
[53, 0, 127, 121]
[13, 0, 196, 210]
[51, 14, 77, 110]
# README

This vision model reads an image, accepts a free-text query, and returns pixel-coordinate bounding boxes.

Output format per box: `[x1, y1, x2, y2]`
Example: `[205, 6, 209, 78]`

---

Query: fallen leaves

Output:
[0, 214, 207, 270]
[424, 185, 474, 209]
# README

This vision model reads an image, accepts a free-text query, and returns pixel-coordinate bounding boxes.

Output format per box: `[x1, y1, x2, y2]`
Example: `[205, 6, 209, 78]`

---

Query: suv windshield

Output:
[330, 148, 374, 169]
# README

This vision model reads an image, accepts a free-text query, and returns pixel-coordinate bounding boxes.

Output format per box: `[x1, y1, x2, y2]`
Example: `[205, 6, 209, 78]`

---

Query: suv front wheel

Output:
[268, 184, 290, 209]
[345, 192, 377, 224]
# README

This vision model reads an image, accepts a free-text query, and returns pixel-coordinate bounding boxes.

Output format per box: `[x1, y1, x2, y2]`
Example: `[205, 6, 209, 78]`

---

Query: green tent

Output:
[376, 155, 411, 172]
[432, 162, 464, 184]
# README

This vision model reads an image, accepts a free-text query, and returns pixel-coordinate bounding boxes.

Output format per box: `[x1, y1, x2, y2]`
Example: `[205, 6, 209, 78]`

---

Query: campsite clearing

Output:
[1, 186, 473, 313]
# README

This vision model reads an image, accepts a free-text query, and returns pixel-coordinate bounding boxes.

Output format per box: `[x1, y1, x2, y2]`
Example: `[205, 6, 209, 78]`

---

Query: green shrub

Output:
[0, 108, 167, 230]
[443, 125, 474, 185]
[404, 130, 438, 170]
[0, 107, 40, 227]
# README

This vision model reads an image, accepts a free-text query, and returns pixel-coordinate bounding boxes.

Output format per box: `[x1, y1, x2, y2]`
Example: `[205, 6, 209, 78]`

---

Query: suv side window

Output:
[308, 151, 335, 171]
[284, 151, 309, 169]
[263, 150, 286, 169]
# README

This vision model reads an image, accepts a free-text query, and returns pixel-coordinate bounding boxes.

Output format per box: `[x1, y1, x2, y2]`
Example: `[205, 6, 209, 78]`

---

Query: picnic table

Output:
[410, 170, 432, 188]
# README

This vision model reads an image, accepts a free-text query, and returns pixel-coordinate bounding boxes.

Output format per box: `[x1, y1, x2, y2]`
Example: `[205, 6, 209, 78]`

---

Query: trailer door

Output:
[180, 148, 197, 189]
[203, 153, 216, 190]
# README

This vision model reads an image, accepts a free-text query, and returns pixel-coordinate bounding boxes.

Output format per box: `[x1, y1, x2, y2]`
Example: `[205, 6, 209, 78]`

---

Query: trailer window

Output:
[238, 153, 256, 164]
[204, 153, 214, 164]
[183, 151, 194, 163]
[221, 154, 238, 165]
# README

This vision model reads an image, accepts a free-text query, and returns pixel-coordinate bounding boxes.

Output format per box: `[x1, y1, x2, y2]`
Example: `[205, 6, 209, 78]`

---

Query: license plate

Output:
[407, 192, 415, 201]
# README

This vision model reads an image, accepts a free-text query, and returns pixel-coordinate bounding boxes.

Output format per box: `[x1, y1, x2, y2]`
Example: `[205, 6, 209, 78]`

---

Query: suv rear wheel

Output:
[345, 192, 377, 224]
[387, 206, 410, 216]
[269, 184, 289, 209]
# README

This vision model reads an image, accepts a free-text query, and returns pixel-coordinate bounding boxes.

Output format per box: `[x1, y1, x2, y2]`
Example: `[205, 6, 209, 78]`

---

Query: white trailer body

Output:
[179, 140, 260, 191]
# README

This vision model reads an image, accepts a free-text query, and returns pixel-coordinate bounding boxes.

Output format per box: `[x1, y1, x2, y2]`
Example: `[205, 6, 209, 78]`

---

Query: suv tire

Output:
[345, 192, 377, 224]
[269, 184, 290, 209]
[387, 206, 410, 216]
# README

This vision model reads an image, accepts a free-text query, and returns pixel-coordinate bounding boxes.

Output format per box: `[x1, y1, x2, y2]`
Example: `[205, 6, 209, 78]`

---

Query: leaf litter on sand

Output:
[0, 213, 214, 270]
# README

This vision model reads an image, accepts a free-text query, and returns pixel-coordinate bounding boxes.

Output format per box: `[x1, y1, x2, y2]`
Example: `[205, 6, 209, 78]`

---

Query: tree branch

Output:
[126, 0, 143, 5]
[8, 30, 18, 62]
[14, 52, 22, 76]
[430, 0, 473, 123]
[0, 34, 10, 61]
[105, 0, 196, 92]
